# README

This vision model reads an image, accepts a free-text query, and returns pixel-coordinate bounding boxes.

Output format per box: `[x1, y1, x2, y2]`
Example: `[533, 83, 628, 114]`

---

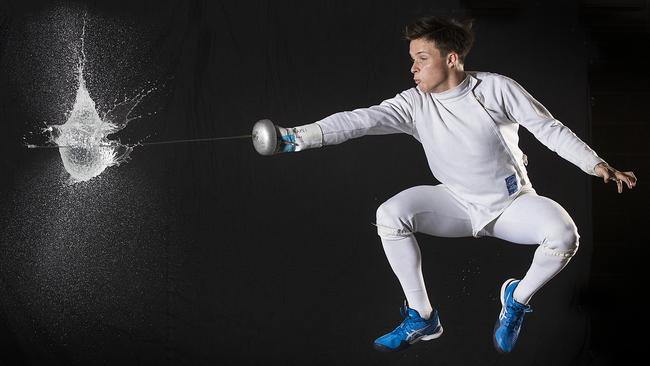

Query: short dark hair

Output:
[404, 16, 474, 63]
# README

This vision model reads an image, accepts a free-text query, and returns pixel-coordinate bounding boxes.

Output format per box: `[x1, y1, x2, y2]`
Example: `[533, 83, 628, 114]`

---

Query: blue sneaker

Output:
[493, 278, 532, 353]
[373, 301, 443, 352]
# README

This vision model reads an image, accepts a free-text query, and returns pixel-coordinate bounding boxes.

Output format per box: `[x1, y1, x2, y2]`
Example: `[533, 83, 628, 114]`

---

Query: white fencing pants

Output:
[375, 185, 579, 319]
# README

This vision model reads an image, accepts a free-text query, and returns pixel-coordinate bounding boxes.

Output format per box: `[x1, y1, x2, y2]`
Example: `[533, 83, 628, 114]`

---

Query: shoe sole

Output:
[373, 325, 444, 352]
[493, 278, 517, 354]
[419, 325, 444, 341]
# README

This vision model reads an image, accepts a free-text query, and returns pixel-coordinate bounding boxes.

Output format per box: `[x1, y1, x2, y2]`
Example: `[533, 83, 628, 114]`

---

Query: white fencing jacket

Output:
[302, 71, 605, 236]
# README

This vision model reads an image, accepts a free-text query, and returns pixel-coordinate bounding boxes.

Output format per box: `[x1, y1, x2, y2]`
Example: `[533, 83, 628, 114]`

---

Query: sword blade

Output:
[26, 134, 253, 149]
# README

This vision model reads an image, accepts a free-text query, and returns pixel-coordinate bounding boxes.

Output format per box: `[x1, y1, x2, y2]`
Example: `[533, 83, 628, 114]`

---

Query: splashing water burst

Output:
[46, 19, 147, 183]
[49, 74, 133, 183]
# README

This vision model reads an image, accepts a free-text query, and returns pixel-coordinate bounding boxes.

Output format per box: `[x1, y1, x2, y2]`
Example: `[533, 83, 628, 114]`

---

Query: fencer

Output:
[252, 16, 637, 354]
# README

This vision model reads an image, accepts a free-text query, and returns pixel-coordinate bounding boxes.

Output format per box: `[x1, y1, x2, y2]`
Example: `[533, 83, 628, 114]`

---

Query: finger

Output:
[625, 172, 637, 186]
[617, 178, 623, 193]
[618, 172, 636, 188]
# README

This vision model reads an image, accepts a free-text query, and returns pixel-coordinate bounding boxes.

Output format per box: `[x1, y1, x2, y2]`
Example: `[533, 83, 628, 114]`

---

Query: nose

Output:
[410, 61, 418, 74]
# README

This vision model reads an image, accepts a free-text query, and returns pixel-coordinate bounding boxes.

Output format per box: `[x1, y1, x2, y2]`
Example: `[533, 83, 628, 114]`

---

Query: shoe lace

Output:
[395, 302, 420, 333]
[503, 302, 532, 330]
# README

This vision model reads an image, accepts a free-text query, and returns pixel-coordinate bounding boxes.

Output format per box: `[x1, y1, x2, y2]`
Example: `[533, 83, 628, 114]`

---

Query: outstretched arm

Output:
[315, 90, 417, 146]
[252, 89, 419, 155]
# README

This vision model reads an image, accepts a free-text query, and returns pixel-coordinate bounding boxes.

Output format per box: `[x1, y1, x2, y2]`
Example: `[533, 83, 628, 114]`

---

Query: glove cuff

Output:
[291, 123, 323, 151]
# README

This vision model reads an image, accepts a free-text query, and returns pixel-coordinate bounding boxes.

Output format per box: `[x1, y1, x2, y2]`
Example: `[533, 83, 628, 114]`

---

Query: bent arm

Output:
[500, 76, 605, 175]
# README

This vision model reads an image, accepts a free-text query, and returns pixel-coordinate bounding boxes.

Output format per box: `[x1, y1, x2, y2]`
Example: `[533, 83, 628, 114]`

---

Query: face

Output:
[409, 38, 452, 93]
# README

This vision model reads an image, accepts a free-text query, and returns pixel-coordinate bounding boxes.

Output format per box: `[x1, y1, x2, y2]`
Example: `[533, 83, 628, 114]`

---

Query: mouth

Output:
[414, 80, 421, 85]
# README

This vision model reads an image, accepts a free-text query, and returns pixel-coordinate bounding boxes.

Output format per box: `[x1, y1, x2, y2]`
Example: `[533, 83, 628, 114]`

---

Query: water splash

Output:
[44, 16, 154, 184]
[48, 77, 132, 183]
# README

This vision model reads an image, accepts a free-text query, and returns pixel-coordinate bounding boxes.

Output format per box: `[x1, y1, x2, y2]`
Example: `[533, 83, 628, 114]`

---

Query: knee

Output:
[541, 224, 580, 259]
[376, 203, 394, 226]
[375, 203, 414, 240]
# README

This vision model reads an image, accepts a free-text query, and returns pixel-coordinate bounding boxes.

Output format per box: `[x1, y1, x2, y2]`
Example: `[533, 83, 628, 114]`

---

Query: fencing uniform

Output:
[299, 71, 604, 318]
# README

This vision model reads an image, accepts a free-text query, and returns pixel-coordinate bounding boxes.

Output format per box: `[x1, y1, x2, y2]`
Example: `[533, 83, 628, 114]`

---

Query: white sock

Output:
[381, 235, 433, 319]
[514, 244, 575, 305]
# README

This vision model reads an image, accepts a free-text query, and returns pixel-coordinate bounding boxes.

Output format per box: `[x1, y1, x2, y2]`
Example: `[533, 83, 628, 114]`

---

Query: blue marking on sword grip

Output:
[505, 173, 518, 195]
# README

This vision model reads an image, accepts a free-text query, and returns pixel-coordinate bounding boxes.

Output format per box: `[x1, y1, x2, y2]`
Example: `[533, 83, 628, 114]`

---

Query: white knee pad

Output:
[539, 244, 578, 259]
[540, 228, 579, 259]
[375, 205, 414, 240]
[373, 222, 414, 240]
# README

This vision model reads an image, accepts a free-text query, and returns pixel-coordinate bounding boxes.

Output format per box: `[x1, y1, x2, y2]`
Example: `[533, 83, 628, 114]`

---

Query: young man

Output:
[252, 16, 637, 353]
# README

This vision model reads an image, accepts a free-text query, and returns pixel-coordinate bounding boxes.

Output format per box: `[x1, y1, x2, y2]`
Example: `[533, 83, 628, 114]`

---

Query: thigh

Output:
[382, 185, 474, 238]
[484, 192, 577, 245]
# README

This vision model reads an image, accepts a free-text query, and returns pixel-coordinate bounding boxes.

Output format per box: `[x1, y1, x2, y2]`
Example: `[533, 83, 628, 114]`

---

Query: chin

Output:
[417, 85, 431, 93]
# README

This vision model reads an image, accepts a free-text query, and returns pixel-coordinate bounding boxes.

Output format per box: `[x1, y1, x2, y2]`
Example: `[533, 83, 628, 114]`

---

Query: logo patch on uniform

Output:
[505, 174, 518, 195]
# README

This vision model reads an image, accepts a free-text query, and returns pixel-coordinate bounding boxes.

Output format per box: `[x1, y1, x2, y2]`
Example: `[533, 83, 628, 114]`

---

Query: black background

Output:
[0, 1, 647, 365]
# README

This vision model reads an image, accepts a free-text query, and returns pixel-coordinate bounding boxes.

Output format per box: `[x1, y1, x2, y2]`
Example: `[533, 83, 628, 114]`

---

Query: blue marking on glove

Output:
[281, 134, 296, 153]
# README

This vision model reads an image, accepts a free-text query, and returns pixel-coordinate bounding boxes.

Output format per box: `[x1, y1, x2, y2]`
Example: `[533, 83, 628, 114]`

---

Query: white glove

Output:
[252, 119, 323, 155]
[276, 124, 323, 153]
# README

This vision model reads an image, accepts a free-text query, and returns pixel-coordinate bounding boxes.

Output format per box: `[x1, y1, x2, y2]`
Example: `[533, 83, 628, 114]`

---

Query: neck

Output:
[448, 68, 467, 88]
[432, 69, 467, 93]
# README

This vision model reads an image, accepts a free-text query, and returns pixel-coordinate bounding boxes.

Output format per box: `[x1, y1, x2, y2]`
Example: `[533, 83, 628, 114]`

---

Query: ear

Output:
[447, 52, 459, 68]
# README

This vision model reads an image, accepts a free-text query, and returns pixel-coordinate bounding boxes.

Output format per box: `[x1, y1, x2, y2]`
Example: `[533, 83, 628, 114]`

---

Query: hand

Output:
[252, 119, 323, 156]
[275, 126, 299, 153]
[594, 162, 637, 193]
[275, 124, 323, 153]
